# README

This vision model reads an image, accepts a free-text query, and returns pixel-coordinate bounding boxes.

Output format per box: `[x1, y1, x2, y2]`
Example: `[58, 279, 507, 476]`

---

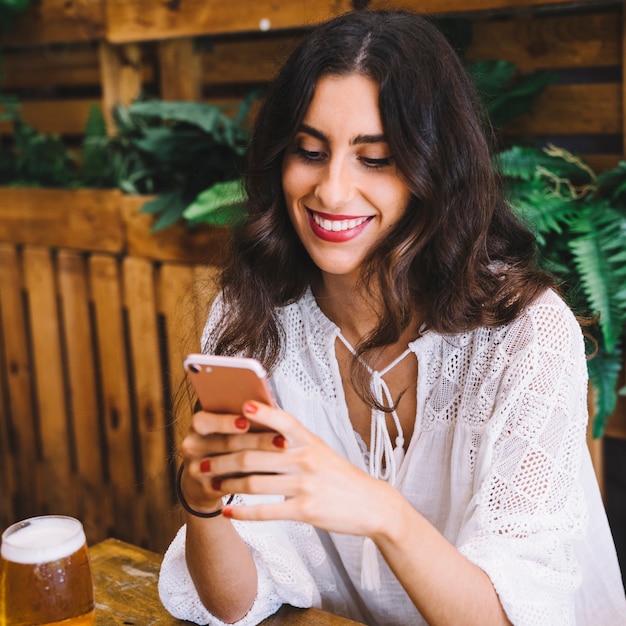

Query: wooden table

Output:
[89, 538, 363, 625]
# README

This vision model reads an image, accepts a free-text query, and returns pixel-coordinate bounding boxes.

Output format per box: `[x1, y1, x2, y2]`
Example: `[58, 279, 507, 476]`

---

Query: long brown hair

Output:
[211, 10, 554, 397]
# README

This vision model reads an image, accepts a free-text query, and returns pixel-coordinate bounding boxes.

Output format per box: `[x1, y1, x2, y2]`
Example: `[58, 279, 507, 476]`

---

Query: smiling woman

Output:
[157, 9, 626, 626]
[282, 74, 410, 281]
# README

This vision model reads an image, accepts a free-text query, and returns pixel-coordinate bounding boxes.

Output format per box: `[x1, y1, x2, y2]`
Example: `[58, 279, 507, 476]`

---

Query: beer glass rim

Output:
[1, 515, 86, 564]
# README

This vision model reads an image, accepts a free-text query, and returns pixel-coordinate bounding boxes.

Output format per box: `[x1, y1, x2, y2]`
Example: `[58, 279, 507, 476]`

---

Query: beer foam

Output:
[1, 516, 86, 564]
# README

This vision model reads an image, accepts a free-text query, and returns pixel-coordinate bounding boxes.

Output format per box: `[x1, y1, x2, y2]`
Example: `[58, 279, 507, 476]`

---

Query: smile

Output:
[311, 213, 370, 232]
[307, 210, 373, 243]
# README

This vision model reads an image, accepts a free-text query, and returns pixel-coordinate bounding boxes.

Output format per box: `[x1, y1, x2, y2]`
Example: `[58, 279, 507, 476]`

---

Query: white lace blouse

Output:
[158, 287, 626, 625]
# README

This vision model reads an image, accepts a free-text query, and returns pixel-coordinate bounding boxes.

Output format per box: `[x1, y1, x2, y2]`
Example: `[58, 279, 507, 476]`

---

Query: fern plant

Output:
[499, 146, 626, 436]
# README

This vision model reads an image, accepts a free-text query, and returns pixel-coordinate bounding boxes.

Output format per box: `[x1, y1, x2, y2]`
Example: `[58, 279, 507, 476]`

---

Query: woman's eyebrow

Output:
[352, 134, 387, 145]
[298, 124, 387, 146]
[299, 124, 328, 143]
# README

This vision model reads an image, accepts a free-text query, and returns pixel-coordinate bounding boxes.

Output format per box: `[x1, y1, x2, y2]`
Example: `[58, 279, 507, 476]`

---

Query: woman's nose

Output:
[313, 158, 354, 209]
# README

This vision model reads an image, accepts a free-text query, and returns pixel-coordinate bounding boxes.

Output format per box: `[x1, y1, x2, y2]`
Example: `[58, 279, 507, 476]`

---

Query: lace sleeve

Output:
[158, 496, 322, 625]
[458, 296, 589, 625]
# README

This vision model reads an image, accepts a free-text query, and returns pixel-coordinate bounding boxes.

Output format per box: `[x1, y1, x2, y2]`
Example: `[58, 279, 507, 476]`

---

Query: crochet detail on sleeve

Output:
[458, 297, 588, 625]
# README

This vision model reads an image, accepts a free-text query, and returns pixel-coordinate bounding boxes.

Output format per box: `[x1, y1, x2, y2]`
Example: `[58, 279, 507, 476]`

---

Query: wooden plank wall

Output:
[0, 190, 226, 551]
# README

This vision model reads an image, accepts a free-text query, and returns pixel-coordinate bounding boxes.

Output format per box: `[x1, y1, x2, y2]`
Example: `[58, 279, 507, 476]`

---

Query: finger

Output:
[223, 501, 290, 522]
[178, 459, 225, 509]
[205, 446, 295, 480]
[182, 430, 288, 462]
[211, 469, 303, 499]
[191, 410, 251, 436]
[242, 402, 317, 445]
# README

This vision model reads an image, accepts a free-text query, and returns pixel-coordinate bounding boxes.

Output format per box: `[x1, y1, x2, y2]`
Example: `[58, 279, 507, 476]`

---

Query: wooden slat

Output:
[581, 154, 622, 174]
[6, 96, 245, 136]
[3, 0, 105, 46]
[158, 263, 195, 459]
[123, 257, 174, 552]
[104, 0, 350, 43]
[1, 45, 153, 92]
[122, 195, 229, 264]
[23, 246, 76, 516]
[158, 263, 204, 457]
[2, 45, 102, 91]
[98, 42, 143, 135]
[370, 0, 601, 13]
[0, 244, 40, 520]
[466, 11, 620, 70]
[89, 253, 144, 545]
[104, 0, 601, 43]
[0, 188, 124, 253]
[57, 250, 112, 544]
[0, 98, 101, 135]
[504, 83, 620, 136]
[201, 35, 296, 85]
[190, 265, 221, 346]
[158, 38, 203, 101]
[0, 282, 16, 528]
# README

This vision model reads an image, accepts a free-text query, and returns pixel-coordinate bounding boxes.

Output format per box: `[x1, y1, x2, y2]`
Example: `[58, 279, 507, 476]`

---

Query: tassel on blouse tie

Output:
[337, 332, 413, 592]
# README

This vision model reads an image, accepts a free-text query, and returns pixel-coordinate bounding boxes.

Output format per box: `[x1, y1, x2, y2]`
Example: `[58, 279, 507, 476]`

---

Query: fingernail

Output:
[272, 435, 286, 449]
[222, 506, 232, 518]
[243, 402, 258, 415]
[200, 459, 211, 473]
[211, 478, 222, 491]
[235, 416, 248, 430]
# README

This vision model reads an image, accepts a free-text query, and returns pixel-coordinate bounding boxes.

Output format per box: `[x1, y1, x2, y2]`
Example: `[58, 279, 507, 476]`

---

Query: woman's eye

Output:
[361, 156, 393, 169]
[295, 147, 325, 162]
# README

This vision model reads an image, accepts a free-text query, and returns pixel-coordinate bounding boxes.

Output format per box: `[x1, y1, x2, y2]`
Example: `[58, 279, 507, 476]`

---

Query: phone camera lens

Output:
[188, 364, 200, 373]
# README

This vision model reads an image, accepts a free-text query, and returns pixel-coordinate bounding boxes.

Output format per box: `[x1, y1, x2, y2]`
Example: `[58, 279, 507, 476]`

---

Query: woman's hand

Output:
[187, 400, 393, 538]
[179, 405, 285, 514]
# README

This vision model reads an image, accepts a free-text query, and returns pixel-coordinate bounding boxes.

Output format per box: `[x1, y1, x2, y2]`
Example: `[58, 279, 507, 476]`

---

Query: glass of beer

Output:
[0, 515, 95, 625]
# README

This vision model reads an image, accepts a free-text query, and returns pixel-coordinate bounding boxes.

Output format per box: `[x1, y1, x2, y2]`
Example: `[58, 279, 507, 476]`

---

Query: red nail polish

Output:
[211, 478, 222, 491]
[200, 459, 211, 473]
[243, 402, 258, 415]
[272, 435, 286, 449]
[222, 506, 232, 518]
[235, 416, 248, 430]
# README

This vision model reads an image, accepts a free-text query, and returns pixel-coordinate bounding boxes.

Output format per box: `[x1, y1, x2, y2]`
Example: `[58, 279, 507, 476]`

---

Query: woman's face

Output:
[282, 73, 411, 285]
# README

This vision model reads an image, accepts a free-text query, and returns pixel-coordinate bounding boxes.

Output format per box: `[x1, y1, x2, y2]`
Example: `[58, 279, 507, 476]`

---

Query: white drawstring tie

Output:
[337, 332, 412, 592]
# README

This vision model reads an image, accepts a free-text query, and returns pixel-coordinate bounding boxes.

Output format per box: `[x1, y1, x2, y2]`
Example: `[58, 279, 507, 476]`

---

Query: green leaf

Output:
[83, 104, 107, 138]
[567, 204, 626, 352]
[183, 180, 247, 226]
[143, 190, 187, 231]
[497, 145, 589, 182]
[468, 61, 556, 128]
[140, 190, 180, 215]
[587, 346, 624, 438]
[128, 100, 249, 153]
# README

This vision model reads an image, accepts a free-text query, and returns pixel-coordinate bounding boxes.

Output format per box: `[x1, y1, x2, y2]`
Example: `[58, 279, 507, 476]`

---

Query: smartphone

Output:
[183, 354, 275, 427]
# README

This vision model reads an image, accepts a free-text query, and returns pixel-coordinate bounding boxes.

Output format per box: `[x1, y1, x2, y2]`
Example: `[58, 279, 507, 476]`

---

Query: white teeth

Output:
[312, 213, 369, 232]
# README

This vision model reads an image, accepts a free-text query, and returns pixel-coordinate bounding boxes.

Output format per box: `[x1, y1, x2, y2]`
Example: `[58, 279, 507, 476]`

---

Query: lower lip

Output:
[307, 212, 372, 243]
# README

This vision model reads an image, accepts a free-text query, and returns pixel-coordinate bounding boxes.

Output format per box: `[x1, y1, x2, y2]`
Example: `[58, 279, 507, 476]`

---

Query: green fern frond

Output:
[497, 146, 589, 182]
[507, 181, 574, 241]
[587, 346, 624, 438]
[567, 203, 626, 352]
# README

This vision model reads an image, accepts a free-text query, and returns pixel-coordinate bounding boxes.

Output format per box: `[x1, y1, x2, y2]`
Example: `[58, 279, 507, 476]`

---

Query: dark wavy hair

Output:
[211, 9, 554, 384]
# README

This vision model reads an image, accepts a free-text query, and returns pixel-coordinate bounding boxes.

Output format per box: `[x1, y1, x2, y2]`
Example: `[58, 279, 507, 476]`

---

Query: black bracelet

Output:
[176, 463, 234, 518]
